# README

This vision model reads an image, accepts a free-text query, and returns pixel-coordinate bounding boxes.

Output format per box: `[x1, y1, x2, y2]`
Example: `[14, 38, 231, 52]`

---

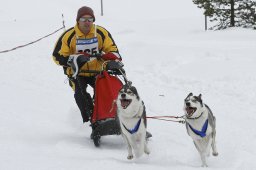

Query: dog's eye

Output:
[127, 91, 133, 95]
[191, 99, 197, 103]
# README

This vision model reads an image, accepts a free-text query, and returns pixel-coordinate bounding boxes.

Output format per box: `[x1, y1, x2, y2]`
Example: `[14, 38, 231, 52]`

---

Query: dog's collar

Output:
[188, 119, 208, 138]
[186, 111, 204, 120]
[122, 118, 141, 134]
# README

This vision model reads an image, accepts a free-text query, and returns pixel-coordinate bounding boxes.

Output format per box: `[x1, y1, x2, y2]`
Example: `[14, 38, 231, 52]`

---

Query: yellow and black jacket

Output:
[52, 24, 121, 77]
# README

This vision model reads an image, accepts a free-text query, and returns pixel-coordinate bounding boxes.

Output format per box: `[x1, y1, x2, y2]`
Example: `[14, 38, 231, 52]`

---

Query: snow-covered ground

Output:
[1, 0, 256, 169]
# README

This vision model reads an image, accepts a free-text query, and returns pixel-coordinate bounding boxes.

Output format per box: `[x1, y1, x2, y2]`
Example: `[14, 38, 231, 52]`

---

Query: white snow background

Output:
[0, 0, 256, 169]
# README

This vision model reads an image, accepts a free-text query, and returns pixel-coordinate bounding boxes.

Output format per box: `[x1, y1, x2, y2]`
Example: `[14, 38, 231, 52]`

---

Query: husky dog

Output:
[117, 84, 150, 159]
[184, 93, 218, 167]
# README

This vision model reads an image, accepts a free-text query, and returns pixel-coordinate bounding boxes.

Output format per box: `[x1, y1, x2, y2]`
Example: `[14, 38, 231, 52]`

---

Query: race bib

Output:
[76, 37, 99, 55]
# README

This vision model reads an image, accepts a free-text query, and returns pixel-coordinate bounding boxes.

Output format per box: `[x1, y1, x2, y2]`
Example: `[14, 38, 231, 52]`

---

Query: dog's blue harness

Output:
[188, 119, 208, 138]
[122, 118, 141, 134]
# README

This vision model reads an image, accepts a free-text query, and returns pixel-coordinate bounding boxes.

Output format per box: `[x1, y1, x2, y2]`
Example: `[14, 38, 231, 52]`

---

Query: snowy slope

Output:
[0, 0, 256, 169]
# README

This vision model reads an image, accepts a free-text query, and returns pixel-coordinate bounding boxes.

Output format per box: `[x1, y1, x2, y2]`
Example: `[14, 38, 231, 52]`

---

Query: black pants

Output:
[73, 76, 96, 123]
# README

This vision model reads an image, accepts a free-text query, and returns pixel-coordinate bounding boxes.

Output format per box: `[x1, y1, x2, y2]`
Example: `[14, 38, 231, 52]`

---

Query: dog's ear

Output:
[187, 92, 193, 98]
[187, 92, 193, 97]
[131, 86, 140, 100]
[198, 94, 202, 100]
[198, 94, 203, 106]
[185, 93, 193, 101]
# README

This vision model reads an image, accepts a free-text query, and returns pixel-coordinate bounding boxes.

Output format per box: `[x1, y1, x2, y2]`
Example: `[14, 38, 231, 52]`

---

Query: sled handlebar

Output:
[80, 70, 101, 74]
[80, 69, 123, 76]
[79, 60, 125, 75]
[79, 60, 130, 85]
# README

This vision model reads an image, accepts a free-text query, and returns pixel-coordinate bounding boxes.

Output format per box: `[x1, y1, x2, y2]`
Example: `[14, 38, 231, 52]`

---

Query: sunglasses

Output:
[79, 17, 94, 22]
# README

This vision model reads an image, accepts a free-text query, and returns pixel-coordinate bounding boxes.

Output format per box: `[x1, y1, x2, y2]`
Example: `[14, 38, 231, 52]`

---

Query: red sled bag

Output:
[91, 71, 123, 123]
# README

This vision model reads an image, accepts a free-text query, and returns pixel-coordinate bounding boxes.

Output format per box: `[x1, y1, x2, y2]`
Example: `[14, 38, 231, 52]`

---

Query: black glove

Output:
[94, 53, 103, 60]
[106, 60, 125, 75]
[67, 54, 89, 78]
[106, 60, 124, 70]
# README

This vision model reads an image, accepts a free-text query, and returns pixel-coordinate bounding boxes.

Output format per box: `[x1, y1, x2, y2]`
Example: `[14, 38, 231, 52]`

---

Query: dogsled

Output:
[80, 60, 126, 147]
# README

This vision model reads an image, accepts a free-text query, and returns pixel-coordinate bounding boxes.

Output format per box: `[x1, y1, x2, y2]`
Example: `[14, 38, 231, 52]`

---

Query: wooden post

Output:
[205, 15, 207, 31]
[101, 0, 103, 16]
[62, 14, 66, 31]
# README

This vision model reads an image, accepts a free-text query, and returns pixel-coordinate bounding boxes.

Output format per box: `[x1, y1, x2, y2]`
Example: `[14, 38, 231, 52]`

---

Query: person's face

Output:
[78, 14, 94, 34]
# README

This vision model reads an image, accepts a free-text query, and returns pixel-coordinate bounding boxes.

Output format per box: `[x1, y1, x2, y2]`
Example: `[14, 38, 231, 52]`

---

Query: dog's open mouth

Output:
[185, 107, 197, 117]
[120, 99, 132, 109]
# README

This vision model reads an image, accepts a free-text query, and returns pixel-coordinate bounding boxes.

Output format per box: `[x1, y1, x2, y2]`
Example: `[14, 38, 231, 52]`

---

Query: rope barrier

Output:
[0, 14, 66, 54]
[0, 26, 64, 54]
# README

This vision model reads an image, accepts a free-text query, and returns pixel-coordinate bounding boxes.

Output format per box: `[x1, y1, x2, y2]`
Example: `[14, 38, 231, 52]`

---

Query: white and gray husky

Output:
[117, 84, 150, 159]
[184, 93, 218, 167]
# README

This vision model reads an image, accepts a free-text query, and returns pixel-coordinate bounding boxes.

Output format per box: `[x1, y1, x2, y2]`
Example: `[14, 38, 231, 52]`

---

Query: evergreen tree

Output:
[192, 0, 256, 30]
[237, 0, 256, 29]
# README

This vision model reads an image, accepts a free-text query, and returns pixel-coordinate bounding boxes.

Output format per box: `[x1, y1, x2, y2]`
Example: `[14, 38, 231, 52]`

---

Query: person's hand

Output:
[67, 54, 90, 78]
[101, 53, 121, 61]
[94, 53, 103, 60]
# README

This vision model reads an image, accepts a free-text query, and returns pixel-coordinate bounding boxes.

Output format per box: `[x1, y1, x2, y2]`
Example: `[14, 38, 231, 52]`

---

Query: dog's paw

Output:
[213, 152, 218, 156]
[127, 155, 133, 160]
[201, 164, 208, 167]
[145, 150, 150, 155]
[144, 147, 150, 155]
